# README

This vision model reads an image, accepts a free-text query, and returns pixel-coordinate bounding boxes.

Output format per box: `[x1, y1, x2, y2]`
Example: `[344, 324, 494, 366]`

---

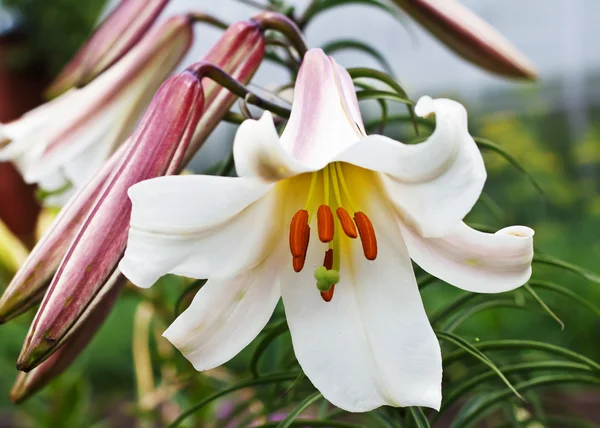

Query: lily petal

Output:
[120, 175, 276, 288]
[234, 112, 308, 181]
[401, 222, 534, 293]
[280, 172, 441, 412]
[336, 96, 485, 237]
[163, 252, 281, 371]
[278, 49, 362, 169]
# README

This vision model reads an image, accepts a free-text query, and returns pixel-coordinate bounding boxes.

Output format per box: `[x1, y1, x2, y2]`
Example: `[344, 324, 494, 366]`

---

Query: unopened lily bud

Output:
[184, 19, 266, 160]
[10, 274, 124, 403]
[47, 0, 171, 96]
[17, 71, 205, 371]
[392, 0, 537, 80]
[0, 144, 126, 323]
[0, 15, 193, 202]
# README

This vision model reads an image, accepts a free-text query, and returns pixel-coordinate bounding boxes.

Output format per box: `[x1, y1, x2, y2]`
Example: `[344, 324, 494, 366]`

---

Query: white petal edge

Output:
[163, 252, 282, 371]
[335, 96, 486, 238]
[400, 221, 534, 293]
[120, 175, 276, 288]
[280, 169, 441, 412]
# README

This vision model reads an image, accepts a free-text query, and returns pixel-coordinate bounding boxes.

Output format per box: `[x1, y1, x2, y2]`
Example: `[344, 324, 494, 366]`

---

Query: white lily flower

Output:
[0, 16, 193, 205]
[119, 48, 534, 412]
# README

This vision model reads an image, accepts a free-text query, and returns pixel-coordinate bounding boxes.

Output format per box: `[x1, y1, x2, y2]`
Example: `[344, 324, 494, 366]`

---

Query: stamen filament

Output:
[323, 165, 330, 206]
[304, 171, 319, 212]
[329, 162, 343, 208]
[354, 211, 378, 260]
[335, 162, 356, 212]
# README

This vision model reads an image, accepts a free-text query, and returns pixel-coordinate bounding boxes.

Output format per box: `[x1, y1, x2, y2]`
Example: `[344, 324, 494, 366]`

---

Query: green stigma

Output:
[314, 266, 339, 291]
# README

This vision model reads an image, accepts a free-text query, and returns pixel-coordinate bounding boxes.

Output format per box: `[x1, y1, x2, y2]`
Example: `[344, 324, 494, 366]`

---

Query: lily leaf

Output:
[276, 392, 322, 428]
[250, 319, 290, 377]
[528, 280, 600, 317]
[407, 407, 430, 428]
[474, 137, 544, 195]
[523, 283, 564, 330]
[452, 374, 600, 428]
[168, 372, 300, 427]
[436, 332, 523, 400]
[322, 39, 395, 75]
[533, 253, 600, 284]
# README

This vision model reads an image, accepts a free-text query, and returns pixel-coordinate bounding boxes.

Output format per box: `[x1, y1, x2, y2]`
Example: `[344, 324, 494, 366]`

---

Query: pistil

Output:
[288, 163, 379, 301]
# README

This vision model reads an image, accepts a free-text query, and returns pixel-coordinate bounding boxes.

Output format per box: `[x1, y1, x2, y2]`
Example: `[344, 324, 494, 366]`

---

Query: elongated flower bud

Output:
[17, 72, 205, 371]
[0, 15, 194, 199]
[0, 144, 127, 323]
[10, 274, 124, 403]
[392, 0, 537, 80]
[47, 0, 171, 97]
[185, 19, 266, 160]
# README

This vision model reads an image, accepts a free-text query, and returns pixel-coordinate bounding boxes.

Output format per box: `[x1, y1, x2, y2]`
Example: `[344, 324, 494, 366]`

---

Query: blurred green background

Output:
[0, 0, 599, 426]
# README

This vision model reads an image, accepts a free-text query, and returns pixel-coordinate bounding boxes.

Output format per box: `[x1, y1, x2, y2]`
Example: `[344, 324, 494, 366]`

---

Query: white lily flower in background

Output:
[0, 15, 193, 206]
[119, 48, 534, 412]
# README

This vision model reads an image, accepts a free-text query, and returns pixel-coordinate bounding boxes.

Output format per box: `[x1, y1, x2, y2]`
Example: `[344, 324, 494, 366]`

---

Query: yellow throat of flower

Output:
[288, 162, 378, 303]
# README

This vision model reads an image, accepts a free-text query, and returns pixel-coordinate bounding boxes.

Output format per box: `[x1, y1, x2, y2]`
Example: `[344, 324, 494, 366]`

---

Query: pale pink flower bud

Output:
[0, 15, 193, 203]
[392, 0, 537, 79]
[17, 70, 205, 371]
[10, 274, 125, 402]
[47, 0, 171, 96]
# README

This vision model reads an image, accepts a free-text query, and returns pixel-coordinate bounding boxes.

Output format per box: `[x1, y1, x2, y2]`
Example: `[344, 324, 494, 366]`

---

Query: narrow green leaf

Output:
[529, 280, 600, 317]
[407, 407, 430, 428]
[354, 81, 389, 133]
[443, 299, 531, 332]
[443, 340, 600, 373]
[523, 283, 564, 329]
[276, 392, 322, 428]
[255, 420, 370, 428]
[429, 293, 479, 326]
[356, 89, 413, 106]
[300, 0, 406, 28]
[533, 253, 600, 284]
[364, 114, 434, 133]
[437, 332, 523, 400]
[474, 137, 544, 195]
[168, 372, 300, 427]
[322, 39, 395, 75]
[250, 319, 290, 377]
[477, 192, 506, 225]
[173, 279, 206, 318]
[452, 374, 600, 428]
[417, 274, 438, 290]
[439, 361, 592, 413]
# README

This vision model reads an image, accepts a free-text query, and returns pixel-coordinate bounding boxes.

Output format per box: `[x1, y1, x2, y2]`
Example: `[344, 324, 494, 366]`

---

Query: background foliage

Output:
[0, 0, 599, 427]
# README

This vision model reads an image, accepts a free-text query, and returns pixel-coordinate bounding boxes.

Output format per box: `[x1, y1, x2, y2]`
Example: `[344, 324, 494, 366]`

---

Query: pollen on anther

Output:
[354, 211, 377, 260]
[336, 207, 358, 238]
[289, 209, 309, 258]
[317, 205, 334, 242]
[323, 248, 333, 270]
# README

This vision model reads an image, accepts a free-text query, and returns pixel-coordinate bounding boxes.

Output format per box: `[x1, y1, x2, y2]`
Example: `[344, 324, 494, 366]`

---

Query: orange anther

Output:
[317, 205, 334, 242]
[293, 225, 311, 272]
[293, 256, 305, 272]
[323, 248, 333, 270]
[320, 285, 335, 302]
[354, 211, 377, 260]
[336, 207, 358, 238]
[289, 209, 309, 258]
